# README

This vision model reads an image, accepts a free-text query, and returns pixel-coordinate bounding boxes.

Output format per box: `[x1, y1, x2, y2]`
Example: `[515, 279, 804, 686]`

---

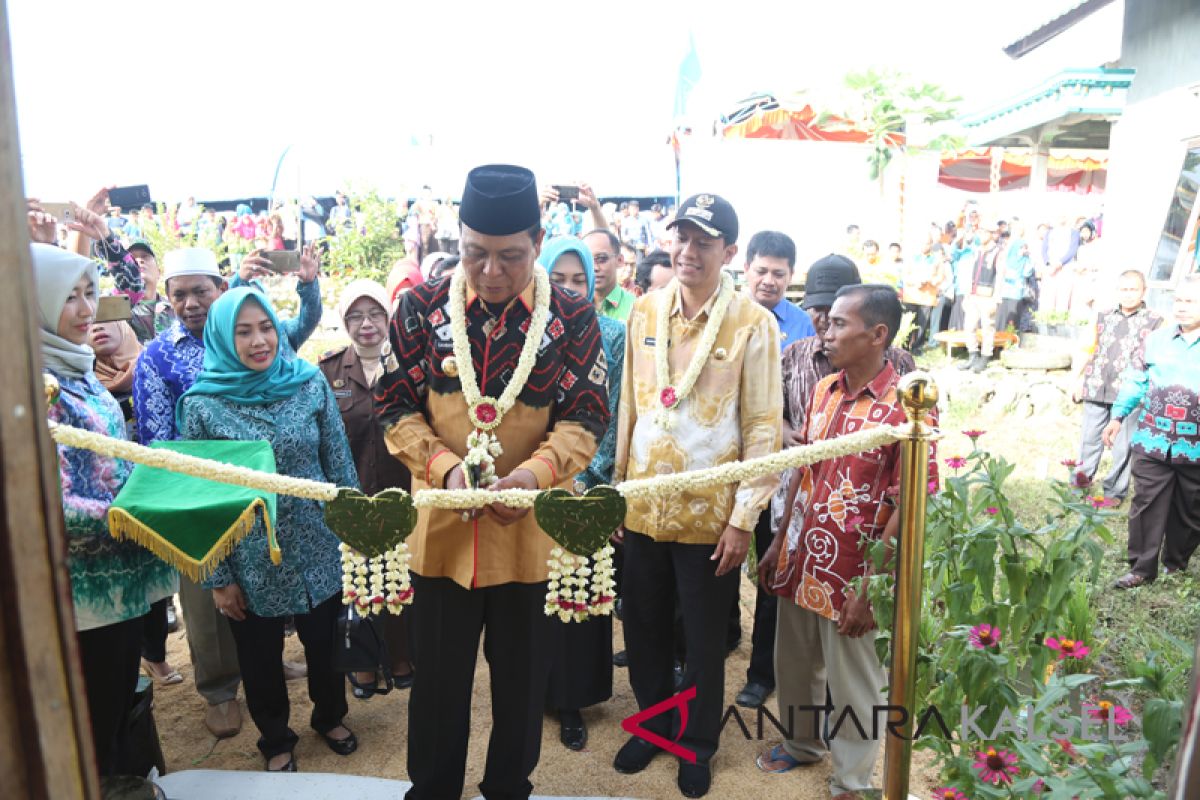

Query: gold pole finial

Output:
[44, 374, 61, 408]
[883, 372, 937, 800]
[898, 371, 938, 426]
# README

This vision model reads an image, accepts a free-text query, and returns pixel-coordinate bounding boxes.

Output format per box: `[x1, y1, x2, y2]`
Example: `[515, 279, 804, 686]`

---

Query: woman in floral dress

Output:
[178, 287, 359, 772]
[35, 243, 177, 775]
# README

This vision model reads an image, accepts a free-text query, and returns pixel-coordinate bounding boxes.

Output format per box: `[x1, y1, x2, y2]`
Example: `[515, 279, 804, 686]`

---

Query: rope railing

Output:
[48, 420, 909, 508]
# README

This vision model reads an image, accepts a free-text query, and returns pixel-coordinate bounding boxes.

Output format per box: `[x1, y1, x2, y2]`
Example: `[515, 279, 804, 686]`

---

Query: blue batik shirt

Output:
[133, 277, 322, 444]
[1112, 326, 1200, 464]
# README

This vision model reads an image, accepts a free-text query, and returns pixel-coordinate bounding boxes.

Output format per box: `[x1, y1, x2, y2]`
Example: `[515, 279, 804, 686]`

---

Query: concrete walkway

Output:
[156, 769, 645, 800]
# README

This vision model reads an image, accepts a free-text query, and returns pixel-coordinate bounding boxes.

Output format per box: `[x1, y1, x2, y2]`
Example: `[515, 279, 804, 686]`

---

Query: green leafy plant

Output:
[866, 437, 1183, 798]
[323, 187, 407, 286]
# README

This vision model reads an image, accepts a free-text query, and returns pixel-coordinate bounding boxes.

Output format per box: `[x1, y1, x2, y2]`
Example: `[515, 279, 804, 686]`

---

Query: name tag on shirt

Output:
[643, 337, 656, 346]
[333, 389, 352, 398]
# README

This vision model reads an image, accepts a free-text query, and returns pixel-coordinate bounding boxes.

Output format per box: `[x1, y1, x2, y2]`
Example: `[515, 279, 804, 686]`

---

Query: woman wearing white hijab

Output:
[34, 243, 177, 775]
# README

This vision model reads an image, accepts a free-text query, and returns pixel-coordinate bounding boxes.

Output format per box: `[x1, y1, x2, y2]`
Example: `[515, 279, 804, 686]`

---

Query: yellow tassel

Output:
[107, 499, 274, 582]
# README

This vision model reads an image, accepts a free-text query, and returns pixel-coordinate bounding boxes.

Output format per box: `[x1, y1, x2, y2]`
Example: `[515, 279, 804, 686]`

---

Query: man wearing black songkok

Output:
[376, 164, 609, 799]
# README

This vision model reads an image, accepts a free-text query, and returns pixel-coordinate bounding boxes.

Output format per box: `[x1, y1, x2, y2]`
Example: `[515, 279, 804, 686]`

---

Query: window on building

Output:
[1148, 144, 1200, 287]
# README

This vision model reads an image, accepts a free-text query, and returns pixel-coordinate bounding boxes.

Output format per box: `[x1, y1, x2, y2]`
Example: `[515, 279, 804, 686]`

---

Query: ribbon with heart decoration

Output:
[534, 487, 626, 622]
[323, 488, 418, 617]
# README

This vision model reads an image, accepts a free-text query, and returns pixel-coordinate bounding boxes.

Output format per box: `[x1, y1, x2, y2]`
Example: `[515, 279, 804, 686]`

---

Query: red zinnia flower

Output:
[1055, 738, 1078, 758]
[1061, 458, 1080, 468]
[963, 429, 986, 440]
[1071, 470, 1092, 489]
[969, 623, 1001, 649]
[973, 747, 1019, 785]
[945, 456, 967, 470]
[660, 386, 678, 408]
[1045, 636, 1090, 660]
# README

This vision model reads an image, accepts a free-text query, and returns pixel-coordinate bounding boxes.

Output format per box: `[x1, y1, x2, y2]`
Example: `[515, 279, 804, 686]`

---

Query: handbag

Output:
[332, 605, 394, 696]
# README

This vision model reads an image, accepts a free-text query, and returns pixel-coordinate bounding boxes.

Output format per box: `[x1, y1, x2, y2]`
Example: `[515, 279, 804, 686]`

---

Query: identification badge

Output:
[643, 337, 656, 346]
[333, 389, 352, 398]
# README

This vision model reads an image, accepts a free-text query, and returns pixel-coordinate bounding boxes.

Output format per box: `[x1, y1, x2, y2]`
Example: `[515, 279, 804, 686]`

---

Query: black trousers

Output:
[745, 510, 777, 690]
[405, 574, 553, 800]
[1127, 452, 1200, 579]
[902, 303, 933, 351]
[226, 592, 347, 758]
[623, 531, 740, 764]
[546, 613, 613, 712]
[78, 615, 144, 776]
[141, 596, 169, 663]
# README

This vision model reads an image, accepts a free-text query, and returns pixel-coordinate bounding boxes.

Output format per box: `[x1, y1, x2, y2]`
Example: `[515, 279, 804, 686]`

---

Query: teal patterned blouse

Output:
[181, 374, 358, 617]
[1113, 326, 1200, 464]
[48, 369, 177, 632]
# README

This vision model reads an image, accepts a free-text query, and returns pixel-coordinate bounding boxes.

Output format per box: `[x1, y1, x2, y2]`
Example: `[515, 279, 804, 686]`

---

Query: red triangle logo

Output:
[620, 685, 698, 764]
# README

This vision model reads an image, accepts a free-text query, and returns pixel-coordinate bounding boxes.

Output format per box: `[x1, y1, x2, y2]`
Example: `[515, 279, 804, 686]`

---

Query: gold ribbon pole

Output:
[883, 372, 938, 800]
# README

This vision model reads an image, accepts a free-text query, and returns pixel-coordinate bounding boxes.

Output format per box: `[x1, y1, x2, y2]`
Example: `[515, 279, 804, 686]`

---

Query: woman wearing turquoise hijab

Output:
[178, 287, 361, 772]
[536, 237, 625, 750]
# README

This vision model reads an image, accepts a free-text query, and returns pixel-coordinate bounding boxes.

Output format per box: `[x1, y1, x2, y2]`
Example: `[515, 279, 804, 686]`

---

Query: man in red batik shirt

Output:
[756, 284, 937, 800]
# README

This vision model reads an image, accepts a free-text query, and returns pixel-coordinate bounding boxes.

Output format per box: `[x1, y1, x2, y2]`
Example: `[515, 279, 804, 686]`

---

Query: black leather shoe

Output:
[612, 649, 628, 668]
[321, 727, 358, 756]
[678, 760, 711, 798]
[735, 681, 772, 708]
[613, 736, 661, 774]
[394, 670, 415, 689]
[559, 709, 588, 751]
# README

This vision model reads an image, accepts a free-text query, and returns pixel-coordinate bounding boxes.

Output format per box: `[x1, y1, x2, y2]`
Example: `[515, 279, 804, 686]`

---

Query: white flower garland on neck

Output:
[448, 264, 552, 488]
[655, 272, 735, 428]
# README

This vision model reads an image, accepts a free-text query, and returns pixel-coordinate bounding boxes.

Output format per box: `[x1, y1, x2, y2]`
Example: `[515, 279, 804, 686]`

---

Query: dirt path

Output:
[155, 579, 941, 799]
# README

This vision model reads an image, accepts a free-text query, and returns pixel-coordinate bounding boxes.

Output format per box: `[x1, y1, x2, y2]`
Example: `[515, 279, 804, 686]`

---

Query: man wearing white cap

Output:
[132, 245, 323, 739]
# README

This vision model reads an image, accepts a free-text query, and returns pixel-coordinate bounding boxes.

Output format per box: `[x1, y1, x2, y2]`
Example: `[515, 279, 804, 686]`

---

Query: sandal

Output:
[1114, 572, 1153, 589]
[266, 751, 297, 772]
[141, 659, 184, 686]
[755, 743, 816, 773]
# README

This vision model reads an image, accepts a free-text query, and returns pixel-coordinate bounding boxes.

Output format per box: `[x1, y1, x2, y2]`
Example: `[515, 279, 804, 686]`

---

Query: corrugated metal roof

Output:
[1003, 0, 1117, 58]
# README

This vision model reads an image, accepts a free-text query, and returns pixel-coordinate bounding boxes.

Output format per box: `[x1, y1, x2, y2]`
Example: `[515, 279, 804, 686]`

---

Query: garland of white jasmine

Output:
[50, 419, 904, 507]
[49, 404, 908, 620]
[655, 272, 734, 428]
[447, 263, 552, 495]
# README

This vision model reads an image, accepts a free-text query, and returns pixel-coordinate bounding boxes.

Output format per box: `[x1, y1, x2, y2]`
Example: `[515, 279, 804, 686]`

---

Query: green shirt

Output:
[599, 285, 636, 322]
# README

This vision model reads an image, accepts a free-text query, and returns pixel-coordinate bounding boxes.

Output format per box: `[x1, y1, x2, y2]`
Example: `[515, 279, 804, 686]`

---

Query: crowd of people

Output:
[23, 163, 1199, 800]
[842, 200, 1107, 372]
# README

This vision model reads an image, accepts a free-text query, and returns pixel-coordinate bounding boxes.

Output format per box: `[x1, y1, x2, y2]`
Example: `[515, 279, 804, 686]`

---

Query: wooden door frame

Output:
[0, 1, 99, 797]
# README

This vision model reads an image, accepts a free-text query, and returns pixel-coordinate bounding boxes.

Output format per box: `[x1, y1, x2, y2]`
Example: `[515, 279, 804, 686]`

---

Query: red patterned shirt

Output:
[772, 362, 937, 621]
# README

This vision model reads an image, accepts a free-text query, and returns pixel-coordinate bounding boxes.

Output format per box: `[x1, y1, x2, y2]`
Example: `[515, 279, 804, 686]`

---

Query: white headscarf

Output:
[337, 278, 390, 328]
[32, 244, 100, 379]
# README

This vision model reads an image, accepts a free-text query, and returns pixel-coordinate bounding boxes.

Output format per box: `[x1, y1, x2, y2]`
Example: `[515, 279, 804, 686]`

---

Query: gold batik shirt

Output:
[614, 280, 782, 543]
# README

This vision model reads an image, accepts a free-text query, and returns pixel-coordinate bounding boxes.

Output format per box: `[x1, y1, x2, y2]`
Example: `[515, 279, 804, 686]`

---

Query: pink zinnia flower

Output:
[1061, 458, 1080, 468]
[1045, 636, 1090, 660]
[969, 623, 1001, 649]
[1089, 496, 1120, 509]
[973, 747, 1020, 785]
[963, 429, 986, 441]
[1032, 778, 1046, 794]
[945, 456, 967, 470]
[1055, 738, 1078, 758]
[659, 386, 678, 408]
[933, 789, 967, 800]
[1087, 700, 1134, 726]
[985, 506, 999, 515]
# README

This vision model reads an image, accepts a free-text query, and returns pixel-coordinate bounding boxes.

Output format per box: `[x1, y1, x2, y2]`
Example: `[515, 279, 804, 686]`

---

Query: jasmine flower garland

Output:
[655, 272, 735, 429]
[448, 263, 552, 488]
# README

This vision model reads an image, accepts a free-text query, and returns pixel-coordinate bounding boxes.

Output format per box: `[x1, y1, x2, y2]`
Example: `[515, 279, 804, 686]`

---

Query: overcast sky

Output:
[9, 0, 1123, 201]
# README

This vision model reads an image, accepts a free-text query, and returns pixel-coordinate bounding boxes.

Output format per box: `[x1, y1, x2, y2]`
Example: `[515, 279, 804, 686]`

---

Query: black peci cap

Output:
[458, 164, 541, 236]
[802, 254, 861, 309]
